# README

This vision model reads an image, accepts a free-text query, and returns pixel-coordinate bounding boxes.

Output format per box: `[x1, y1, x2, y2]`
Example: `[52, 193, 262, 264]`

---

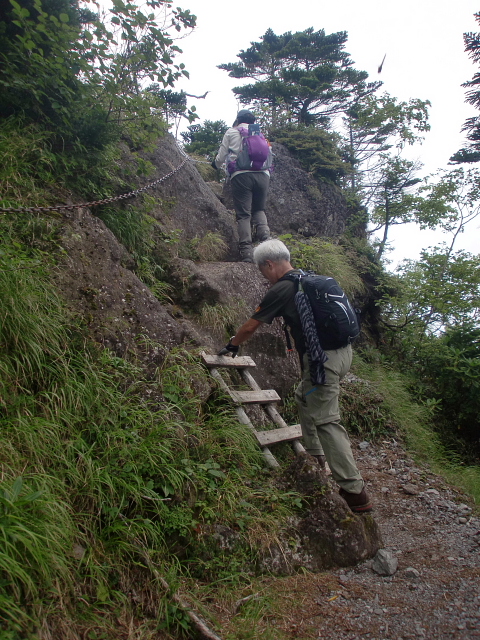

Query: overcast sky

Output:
[173, 0, 480, 265]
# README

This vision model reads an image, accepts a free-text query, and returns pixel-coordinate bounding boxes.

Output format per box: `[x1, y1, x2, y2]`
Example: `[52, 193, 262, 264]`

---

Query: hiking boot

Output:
[339, 487, 373, 513]
[312, 454, 326, 469]
[239, 246, 254, 263]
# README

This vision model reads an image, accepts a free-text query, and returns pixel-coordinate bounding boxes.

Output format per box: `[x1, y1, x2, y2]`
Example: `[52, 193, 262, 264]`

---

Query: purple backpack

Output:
[227, 125, 273, 175]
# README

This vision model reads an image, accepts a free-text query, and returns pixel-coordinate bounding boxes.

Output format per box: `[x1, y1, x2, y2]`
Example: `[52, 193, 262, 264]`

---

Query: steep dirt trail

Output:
[220, 437, 480, 639]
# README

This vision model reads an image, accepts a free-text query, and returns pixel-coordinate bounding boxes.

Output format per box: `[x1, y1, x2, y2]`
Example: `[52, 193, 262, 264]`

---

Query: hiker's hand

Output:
[211, 160, 217, 170]
[218, 340, 239, 357]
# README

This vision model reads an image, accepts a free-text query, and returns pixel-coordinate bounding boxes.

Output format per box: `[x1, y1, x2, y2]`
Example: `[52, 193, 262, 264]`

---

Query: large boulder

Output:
[260, 453, 382, 574]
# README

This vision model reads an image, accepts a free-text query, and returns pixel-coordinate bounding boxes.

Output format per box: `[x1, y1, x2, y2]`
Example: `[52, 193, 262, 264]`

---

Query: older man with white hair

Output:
[218, 239, 372, 513]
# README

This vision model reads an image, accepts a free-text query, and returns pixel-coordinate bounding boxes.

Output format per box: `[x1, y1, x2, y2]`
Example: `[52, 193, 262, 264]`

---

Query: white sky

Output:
[173, 0, 480, 266]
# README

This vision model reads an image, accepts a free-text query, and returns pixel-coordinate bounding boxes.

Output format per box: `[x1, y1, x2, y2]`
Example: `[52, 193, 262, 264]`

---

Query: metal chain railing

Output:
[0, 153, 192, 215]
[176, 143, 213, 165]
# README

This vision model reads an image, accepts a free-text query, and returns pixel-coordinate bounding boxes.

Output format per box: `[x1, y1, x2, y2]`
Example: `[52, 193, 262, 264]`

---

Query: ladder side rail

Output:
[209, 367, 280, 469]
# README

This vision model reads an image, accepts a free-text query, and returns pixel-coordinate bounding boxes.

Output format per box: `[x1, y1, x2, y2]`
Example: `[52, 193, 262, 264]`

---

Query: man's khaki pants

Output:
[295, 345, 364, 494]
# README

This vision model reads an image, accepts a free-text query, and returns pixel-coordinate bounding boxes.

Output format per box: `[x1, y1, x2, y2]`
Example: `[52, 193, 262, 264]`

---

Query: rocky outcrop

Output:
[145, 135, 239, 259]
[221, 141, 352, 239]
[51, 132, 368, 408]
[165, 258, 300, 396]
[143, 135, 353, 260]
[53, 208, 300, 396]
[205, 453, 382, 577]
[53, 207, 194, 358]
[50, 132, 381, 576]
[260, 453, 382, 574]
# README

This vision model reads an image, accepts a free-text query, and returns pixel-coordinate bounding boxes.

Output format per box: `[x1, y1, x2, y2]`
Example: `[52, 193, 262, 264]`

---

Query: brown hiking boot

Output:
[339, 487, 373, 513]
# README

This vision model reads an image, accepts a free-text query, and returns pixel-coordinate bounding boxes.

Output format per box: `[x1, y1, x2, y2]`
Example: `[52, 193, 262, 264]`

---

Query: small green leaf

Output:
[208, 469, 225, 479]
[59, 13, 69, 23]
[96, 583, 109, 602]
[11, 477, 23, 501]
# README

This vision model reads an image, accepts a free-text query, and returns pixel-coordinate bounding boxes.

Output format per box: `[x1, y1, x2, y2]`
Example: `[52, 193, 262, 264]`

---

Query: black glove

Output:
[211, 160, 217, 170]
[218, 340, 239, 357]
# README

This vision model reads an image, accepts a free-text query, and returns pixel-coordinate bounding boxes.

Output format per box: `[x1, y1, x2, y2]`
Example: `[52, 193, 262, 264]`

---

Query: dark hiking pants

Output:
[231, 172, 270, 254]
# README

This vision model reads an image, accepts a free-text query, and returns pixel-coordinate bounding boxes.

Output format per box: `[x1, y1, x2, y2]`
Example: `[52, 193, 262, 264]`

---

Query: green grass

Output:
[0, 116, 56, 210]
[198, 300, 251, 340]
[189, 231, 228, 262]
[351, 352, 480, 505]
[0, 232, 303, 638]
[279, 234, 367, 298]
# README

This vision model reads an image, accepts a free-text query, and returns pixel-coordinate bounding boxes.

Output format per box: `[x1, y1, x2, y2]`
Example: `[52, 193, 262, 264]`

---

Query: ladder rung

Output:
[201, 353, 257, 368]
[230, 389, 280, 404]
[255, 425, 302, 446]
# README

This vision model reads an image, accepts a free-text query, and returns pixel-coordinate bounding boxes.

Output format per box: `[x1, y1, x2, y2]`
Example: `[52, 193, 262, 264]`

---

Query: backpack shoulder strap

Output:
[278, 271, 301, 290]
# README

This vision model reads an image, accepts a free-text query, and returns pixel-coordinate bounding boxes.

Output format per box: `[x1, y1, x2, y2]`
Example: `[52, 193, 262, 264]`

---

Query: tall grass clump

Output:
[198, 300, 250, 339]
[189, 232, 228, 262]
[279, 234, 367, 298]
[0, 117, 56, 209]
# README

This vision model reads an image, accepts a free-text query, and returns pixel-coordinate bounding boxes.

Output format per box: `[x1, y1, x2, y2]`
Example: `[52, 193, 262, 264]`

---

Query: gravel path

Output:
[291, 438, 480, 639]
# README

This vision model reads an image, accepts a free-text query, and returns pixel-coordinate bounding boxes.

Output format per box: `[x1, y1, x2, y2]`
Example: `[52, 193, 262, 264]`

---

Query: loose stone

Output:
[372, 549, 398, 576]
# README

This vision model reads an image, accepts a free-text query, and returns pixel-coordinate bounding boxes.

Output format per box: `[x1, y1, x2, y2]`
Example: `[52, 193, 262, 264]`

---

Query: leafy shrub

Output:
[408, 324, 480, 453]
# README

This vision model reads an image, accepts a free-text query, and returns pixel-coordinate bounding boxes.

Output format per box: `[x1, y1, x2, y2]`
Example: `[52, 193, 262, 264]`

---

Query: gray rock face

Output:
[260, 454, 382, 575]
[148, 135, 238, 259]
[372, 549, 398, 576]
[221, 141, 355, 244]
[53, 208, 191, 359]
[164, 258, 301, 397]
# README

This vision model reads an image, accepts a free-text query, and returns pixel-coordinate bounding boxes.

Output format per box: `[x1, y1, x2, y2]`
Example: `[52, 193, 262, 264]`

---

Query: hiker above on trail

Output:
[217, 239, 372, 514]
[212, 109, 272, 263]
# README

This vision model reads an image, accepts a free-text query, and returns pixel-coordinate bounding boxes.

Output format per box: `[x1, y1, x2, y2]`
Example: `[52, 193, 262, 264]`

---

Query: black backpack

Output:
[281, 270, 360, 350]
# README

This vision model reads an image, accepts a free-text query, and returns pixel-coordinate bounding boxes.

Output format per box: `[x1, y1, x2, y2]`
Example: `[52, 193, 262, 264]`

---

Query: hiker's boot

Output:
[239, 245, 254, 263]
[253, 222, 270, 243]
[312, 454, 326, 469]
[339, 487, 373, 513]
[251, 211, 270, 243]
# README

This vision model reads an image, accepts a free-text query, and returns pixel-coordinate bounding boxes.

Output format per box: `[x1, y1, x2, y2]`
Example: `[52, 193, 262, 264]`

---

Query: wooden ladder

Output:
[201, 352, 306, 468]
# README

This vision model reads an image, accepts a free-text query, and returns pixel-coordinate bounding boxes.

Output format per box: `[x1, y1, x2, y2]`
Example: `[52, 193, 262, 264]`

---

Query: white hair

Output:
[253, 239, 290, 267]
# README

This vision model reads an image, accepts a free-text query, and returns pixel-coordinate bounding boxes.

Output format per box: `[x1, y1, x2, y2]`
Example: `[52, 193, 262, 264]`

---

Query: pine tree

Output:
[450, 12, 480, 163]
[218, 27, 380, 128]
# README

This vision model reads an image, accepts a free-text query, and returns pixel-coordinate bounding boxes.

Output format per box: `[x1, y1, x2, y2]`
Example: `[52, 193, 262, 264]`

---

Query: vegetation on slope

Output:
[1, 2, 480, 637]
[0, 219, 307, 637]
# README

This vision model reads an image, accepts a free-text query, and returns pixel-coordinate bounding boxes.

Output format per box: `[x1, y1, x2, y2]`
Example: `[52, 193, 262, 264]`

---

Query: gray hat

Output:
[237, 109, 255, 122]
